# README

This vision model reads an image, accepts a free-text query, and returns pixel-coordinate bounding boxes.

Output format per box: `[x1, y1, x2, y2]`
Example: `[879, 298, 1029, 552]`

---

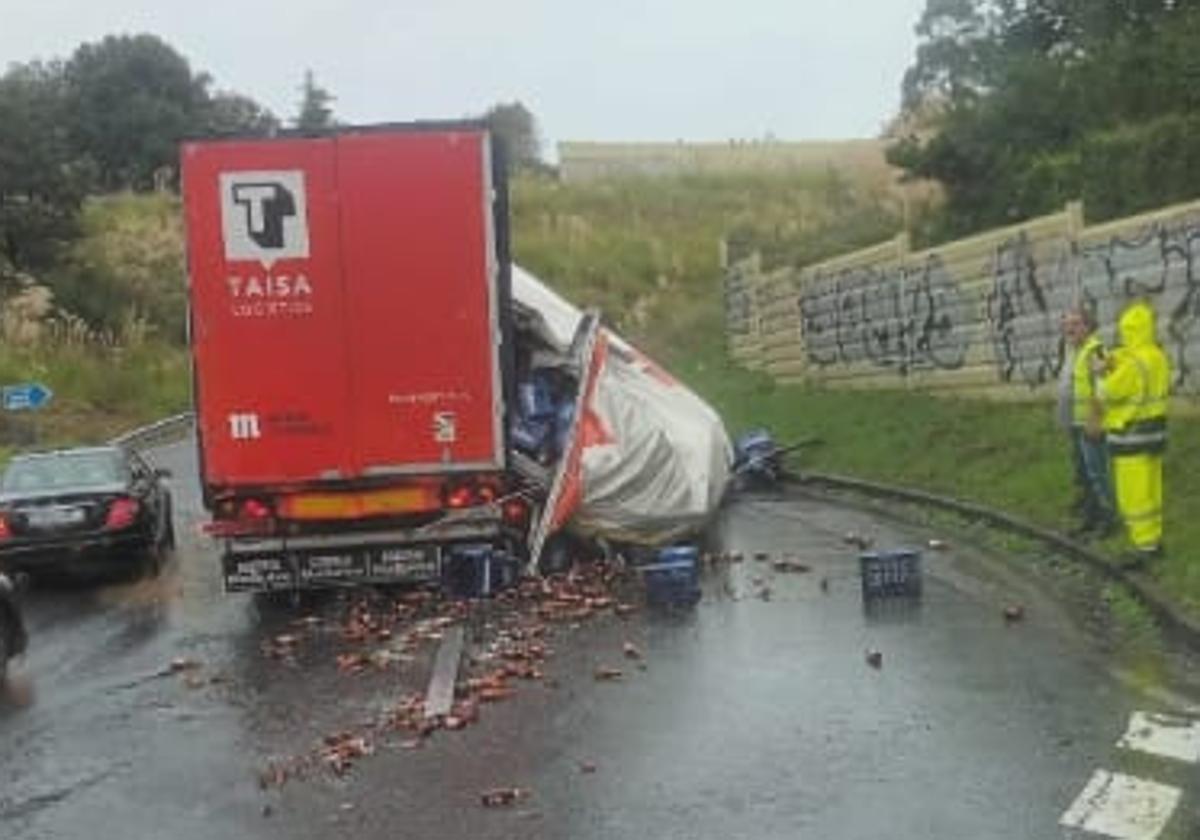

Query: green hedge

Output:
[1017, 113, 1200, 223]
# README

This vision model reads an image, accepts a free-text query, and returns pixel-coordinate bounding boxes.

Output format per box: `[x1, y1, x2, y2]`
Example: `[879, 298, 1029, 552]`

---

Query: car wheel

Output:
[163, 511, 176, 552]
[163, 503, 177, 551]
[141, 540, 166, 578]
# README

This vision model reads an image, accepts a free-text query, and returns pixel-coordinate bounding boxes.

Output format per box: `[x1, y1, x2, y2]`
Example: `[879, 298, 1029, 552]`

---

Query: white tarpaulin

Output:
[512, 265, 732, 557]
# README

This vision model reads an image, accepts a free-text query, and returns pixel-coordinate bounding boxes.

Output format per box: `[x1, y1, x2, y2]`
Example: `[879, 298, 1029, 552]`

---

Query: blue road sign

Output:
[2, 383, 54, 412]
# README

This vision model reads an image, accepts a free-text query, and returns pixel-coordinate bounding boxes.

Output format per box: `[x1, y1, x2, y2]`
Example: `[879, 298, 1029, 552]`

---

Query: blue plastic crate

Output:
[442, 544, 518, 598]
[859, 549, 923, 599]
[517, 372, 557, 420]
[511, 416, 554, 458]
[735, 428, 775, 463]
[554, 400, 576, 454]
[641, 546, 701, 606]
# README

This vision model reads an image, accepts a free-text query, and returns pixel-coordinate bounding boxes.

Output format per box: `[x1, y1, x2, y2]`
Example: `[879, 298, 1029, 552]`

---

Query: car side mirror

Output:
[154, 467, 173, 480]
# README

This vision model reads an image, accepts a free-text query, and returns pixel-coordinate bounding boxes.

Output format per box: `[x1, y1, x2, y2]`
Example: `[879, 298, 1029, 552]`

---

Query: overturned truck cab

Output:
[509, 267, 732, 572]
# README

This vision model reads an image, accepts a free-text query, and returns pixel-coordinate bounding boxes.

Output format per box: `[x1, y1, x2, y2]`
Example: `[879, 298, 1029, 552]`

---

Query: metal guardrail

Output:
[109, 412, 195, 450]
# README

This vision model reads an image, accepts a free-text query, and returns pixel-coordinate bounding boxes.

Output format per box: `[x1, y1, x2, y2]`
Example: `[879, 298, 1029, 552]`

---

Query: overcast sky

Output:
[1, 0, 926, 154]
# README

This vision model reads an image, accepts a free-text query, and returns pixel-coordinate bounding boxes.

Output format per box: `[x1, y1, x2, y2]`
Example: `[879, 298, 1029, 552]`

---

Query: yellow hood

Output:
[1118, 301, 1156, 349]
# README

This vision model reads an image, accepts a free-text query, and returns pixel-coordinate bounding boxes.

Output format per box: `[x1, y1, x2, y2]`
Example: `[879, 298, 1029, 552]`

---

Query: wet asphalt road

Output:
[1, 437, 1195, 839]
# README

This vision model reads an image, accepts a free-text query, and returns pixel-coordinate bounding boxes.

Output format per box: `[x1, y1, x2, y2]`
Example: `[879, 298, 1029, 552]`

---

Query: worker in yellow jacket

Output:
[1092, 301, 1169, 566]
[1059, 306, 1115, 537]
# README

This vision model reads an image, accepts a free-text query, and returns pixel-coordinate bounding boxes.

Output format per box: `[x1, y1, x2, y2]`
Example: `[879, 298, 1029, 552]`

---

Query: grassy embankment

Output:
[8, 171, 893, 451]
[512, 173, 1200, 619]
[0, 192, 190, 451]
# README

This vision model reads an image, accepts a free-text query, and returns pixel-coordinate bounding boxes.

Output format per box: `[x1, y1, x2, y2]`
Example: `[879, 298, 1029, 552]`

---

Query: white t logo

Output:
[232, 184, 282, 241]
[220, 170, 310, 268]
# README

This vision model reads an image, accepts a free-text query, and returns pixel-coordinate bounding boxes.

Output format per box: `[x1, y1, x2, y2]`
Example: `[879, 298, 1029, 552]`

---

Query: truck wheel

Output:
[538, 534, 576, 576]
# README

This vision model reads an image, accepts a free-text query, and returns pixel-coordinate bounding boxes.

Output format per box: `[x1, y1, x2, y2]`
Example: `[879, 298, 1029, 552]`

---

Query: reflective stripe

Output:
[1109, 432, 1167, 446]
[1108, 418, 1167, 455]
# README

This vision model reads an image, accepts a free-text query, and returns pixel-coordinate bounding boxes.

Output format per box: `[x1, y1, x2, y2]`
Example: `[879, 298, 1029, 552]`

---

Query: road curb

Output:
[798, 471, 1200, 652]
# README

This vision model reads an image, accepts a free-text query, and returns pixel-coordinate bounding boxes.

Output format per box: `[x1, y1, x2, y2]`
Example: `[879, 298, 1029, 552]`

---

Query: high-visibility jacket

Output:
[1100, 302, 1170, 455]
[1071, 333, 1104, 426]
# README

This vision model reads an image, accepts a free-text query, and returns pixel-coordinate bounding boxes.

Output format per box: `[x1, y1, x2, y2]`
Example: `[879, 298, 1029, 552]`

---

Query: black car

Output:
[0, 446, 175, 580]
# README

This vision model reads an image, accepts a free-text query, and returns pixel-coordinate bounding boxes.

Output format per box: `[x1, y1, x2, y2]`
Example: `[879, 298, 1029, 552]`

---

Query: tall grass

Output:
[0, 339, 190, 448]
[511, 171, 900, 362]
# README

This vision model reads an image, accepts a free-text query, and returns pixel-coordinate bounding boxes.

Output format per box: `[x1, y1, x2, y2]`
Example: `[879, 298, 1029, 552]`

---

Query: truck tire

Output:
[538, 534, 575, 576]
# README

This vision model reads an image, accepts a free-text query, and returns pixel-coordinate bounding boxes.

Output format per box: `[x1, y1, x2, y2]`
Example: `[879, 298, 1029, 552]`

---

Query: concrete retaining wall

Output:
[725, 199, 1200, 401]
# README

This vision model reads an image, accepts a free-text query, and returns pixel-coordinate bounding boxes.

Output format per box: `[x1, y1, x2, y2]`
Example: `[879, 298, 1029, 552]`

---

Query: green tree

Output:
[483, 101, 542, 169]
[64, 34, 210, 190]
[0, 61, 92, 289]
[202, 91, 280, 137]
[892, 0, 1200, 240]
[294, 70, 335, 131]
[900, 0, 1014, 110]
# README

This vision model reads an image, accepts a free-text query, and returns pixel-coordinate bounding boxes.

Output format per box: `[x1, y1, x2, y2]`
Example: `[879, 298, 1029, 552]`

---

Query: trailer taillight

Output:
[0, 514, 11, 540]
[446, 485, 475, 509]
[240, 498, 273, 520]
[502, 498, 530, 526]
[444, 479, 503, 510]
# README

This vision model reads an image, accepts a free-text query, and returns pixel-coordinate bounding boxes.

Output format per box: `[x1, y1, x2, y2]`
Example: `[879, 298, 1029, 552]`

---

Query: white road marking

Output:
[1060, 769, 1180, 839]
[1118, 711, 1200, 764]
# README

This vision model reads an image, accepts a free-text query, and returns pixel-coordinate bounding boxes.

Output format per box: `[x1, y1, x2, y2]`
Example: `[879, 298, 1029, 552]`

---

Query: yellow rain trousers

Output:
[1100, 302, 1170, 553]
[1112, 456, 1163, 550]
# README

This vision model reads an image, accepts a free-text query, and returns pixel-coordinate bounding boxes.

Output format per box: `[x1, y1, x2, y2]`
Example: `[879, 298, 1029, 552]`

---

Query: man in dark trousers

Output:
[1058, 305, 1116, 538]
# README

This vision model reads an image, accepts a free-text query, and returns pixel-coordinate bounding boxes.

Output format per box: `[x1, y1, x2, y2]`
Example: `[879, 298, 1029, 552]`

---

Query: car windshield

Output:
[1, 451, 126, 492]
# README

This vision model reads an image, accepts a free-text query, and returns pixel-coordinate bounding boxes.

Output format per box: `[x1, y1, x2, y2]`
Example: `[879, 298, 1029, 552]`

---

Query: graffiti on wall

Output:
[1074, 221, 1200, 391]
[986, 232, 1063, 387]
[727, 200, 1200, 395]
[985, 219, 1200, 391]
[796, 255, 970, 375]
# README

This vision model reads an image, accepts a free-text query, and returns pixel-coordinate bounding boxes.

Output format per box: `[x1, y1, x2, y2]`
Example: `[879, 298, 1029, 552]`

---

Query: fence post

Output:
[1066, 200, 1085, 240]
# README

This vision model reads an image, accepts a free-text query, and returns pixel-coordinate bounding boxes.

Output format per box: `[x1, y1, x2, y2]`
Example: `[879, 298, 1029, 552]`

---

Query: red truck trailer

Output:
[181, 123, 527, 592]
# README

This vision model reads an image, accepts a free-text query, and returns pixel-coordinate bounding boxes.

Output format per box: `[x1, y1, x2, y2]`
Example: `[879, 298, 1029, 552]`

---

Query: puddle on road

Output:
[96, 570, 184, 610]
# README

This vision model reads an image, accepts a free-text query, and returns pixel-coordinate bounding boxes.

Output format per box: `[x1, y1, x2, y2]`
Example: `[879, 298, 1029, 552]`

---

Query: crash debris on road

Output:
[480, 787, 532, 808]
[255, 561, 646, 788]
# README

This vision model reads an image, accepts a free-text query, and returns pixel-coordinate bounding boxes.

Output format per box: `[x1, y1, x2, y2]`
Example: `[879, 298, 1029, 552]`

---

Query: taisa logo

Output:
[219, 171, 310, 268]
